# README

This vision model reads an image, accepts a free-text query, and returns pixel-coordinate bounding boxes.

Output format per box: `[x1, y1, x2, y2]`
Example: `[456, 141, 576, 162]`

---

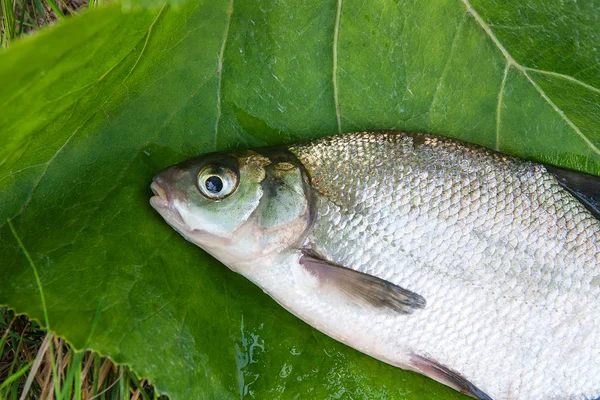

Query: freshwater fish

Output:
[149, 131, 600, 400]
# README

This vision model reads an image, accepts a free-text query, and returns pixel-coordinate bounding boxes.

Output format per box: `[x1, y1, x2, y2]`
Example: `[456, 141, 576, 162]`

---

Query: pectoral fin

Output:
[299, 249, 426, 314]
[546, 165, 600, 219]
[410, 354, 492, 400]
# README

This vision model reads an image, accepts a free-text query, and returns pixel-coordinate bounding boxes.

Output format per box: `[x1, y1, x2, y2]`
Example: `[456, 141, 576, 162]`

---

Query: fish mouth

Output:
[149, 180, 185, 227]
[150, 181, 169, 208]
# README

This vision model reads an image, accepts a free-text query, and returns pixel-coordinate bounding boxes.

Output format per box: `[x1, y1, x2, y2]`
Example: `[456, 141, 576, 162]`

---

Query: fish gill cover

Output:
[0, 0, 598, 398]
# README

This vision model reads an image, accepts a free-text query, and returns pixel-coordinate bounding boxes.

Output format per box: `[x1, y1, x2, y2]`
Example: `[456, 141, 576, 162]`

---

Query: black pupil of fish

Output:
[205, 176, 223, 193]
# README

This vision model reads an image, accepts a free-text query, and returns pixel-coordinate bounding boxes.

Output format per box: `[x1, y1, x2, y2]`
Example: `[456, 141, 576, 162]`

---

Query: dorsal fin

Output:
[546, 165, 600, 219]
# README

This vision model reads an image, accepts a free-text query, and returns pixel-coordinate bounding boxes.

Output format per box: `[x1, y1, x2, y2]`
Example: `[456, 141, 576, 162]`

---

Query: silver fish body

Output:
[150, 132, 600, 400]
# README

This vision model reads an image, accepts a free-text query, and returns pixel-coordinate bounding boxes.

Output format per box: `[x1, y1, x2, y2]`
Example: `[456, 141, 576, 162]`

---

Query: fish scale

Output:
[288, 132, 600, 399]
[151, 131, 600, 399]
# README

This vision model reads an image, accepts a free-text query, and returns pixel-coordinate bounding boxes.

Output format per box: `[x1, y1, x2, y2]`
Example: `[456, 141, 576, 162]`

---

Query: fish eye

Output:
[197, 164, 238, 200]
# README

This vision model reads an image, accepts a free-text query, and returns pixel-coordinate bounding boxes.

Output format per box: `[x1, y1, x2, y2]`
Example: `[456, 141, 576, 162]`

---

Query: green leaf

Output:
[0, 0, 598, 399]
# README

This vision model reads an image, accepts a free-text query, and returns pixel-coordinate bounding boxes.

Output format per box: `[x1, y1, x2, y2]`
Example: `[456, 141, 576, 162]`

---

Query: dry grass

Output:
[0, 308, 168, 400]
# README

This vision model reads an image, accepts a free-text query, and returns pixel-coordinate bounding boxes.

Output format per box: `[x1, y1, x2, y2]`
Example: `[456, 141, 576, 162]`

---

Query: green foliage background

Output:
[0, 0, 598, 398]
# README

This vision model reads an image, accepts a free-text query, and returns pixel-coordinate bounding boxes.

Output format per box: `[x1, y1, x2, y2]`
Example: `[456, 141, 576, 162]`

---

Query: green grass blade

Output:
[7, 326, 25, 377]
[15, 0, 26, 35]
[73, 353, 83, 400]
[118, 366, 126, 399]
[0, 313, 16, 357]
[48, 336, 61, 400]
[1, 0, 16, 46]
[91, 355, 101, 397]
[43, 0, 64, 18]
[30, 0, 47, 25]
[0, 361, 34, 392]
[61, 350, 85, 399]
[127, 371, 151, 400]
[10, 381, 19, 400]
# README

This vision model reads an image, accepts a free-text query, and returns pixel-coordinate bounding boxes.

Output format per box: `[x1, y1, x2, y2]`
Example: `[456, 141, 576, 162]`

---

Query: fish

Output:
[149, 131, 600, 400]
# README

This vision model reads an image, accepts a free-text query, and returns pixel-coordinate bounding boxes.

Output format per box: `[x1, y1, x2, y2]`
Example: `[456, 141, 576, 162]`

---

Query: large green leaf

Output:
[1, 0, 598, 398]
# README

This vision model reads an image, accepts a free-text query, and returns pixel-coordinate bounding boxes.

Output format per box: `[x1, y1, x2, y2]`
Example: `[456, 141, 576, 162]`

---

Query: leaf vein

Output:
[522, 67, 600, 95]
[495, 62, 511, 151]
[332, 0, 343, 135]
[123, 2, 168, 82]
[55, 74, 215, 252]
[461, 0, 600, 156]
[0, 8, 170, 228]
[7, 218, 50, 330]
[16, 126, 81, 217]
[428, 14, 466, 128]
[521, 69, 600, 154]
[214, 0, 235, 150]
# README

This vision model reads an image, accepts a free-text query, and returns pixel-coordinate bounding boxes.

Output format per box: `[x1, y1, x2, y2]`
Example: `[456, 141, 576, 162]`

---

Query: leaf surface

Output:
[0, 0, 598, 398]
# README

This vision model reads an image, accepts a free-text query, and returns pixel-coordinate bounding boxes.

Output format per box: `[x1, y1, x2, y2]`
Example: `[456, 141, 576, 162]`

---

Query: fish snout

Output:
[149, 166, 191, 230]
[150, 180, 169, 210]
[150, 166, 187, 210]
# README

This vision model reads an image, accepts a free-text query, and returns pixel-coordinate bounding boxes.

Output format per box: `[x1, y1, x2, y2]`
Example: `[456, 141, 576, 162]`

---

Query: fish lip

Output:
[149, 180, 185, 227]
[150, 181, 169, 208]
[150, 180, 167, 198]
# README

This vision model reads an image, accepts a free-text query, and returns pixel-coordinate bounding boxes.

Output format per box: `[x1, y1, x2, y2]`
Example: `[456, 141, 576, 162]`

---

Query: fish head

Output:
[150, 149, 314, 272]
